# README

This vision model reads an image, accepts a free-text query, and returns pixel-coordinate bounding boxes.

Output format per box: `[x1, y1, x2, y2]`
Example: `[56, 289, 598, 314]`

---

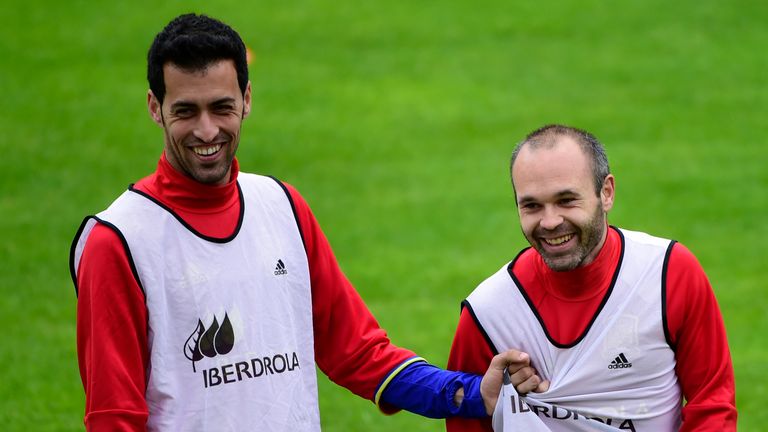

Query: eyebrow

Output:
[517, 189, 581, 206]
[169, 101, 196, 110]
[210, 97, 237, 106]
[169, 97, 237, 110]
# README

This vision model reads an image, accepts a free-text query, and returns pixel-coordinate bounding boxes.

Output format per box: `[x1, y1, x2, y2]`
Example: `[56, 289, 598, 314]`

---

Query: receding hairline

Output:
[519, 132, 581, 153]
[511, 133, 589, 176]
[510, 124, 611, 197]
[511, 135, 593, 179]
[515, 127, 591, 159]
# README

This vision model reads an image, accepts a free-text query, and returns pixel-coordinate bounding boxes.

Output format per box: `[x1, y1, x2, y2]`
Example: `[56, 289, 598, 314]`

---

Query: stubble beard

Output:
[164, 129, 239, 185]
[532, 203, 607, 272]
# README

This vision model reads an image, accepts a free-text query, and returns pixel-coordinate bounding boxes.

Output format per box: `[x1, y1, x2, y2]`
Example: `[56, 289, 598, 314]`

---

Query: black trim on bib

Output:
[69, 216, 147, 300]
[461, 300, 500, 356]
[269, 177, 307, 254]
[661, 240, 678, 351]
[128, 183, 245, 244]
[69, 216, 92, 295]
[506, 226, 627, 349]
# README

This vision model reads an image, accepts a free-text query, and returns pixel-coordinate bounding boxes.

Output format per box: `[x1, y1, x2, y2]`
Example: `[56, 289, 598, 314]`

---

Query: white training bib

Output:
[469, 228, 682, 432]
[72, 174, 321, 431]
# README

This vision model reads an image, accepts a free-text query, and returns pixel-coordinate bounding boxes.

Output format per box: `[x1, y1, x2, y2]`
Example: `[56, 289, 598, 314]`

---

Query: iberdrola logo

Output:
[183, 313, 235, 372]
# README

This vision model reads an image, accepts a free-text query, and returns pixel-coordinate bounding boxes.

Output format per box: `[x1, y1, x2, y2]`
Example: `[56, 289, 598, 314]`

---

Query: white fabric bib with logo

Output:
[468, 228, 683, 432]
[73, 173, 320, 431]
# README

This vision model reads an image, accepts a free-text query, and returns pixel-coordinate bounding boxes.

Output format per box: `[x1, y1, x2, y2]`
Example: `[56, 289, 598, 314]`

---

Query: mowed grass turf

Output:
[1, 0, 765, 430]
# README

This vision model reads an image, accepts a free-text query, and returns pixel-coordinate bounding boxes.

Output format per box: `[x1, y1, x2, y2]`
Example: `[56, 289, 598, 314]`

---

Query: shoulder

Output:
[75, 219, 129, 262]
[667, 241, 704, 270]
[87, 219, 125, 244]
[509, 247, 538, 276]
[278, 181, 309, 207]
[272, 181, 314, 223]
[259, 180, 324, 252]
[665, 241, 711, 297]
[465, 261, 520, 320]
[237, 172, 290, 193]
[236, 176, 315, 224]
[72, 218, 141, 296]
[616, 227, 674, 254]
[248, 176, 311, 211]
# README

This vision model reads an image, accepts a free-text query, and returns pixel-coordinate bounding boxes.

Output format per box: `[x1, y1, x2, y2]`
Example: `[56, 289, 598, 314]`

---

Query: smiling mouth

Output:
[543, 234, 574, 246]
[192, 143, 222, 156]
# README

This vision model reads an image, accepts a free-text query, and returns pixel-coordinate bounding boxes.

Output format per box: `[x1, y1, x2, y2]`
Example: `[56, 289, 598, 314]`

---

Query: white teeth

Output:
[193, 144, 222, 156]
[545, 234, 573, 246]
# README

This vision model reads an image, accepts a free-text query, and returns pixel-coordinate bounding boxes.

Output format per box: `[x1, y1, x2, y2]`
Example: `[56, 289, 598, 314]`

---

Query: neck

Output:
[538, 226, 619, 301]
[147, 153, 240, 212]
[579, 222, 609, 268]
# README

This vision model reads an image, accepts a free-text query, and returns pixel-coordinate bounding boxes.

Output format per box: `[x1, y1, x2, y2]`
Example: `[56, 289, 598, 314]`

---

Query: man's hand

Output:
[480, 349, 550, 415]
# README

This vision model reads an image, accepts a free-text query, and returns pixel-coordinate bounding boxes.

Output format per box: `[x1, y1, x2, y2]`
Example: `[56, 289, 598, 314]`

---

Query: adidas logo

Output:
[608, 353, 632, 369]
[274, 259, 288, 276]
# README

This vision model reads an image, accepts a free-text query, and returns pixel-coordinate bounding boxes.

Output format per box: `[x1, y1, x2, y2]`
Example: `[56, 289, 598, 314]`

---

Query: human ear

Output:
[147, 90, 164, 127]
[242, 81, 252, 118]
[601, 174, 616, 212]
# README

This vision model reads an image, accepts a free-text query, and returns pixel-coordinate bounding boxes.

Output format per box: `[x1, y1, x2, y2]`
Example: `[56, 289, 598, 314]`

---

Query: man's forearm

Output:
[380, 362, 487, 418]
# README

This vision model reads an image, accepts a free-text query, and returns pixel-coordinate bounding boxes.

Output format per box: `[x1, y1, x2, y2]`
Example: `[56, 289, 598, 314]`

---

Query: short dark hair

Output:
[510, 124, 610, 195]
[147, 13, 248, 104]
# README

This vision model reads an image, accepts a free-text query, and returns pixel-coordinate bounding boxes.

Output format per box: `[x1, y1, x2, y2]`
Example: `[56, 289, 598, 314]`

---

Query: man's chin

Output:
[191, 167, 231, 185]
[541, 254, 581, 272]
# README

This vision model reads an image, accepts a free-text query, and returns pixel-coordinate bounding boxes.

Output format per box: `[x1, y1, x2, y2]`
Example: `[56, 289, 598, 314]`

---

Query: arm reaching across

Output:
[481, 350, 550, 415]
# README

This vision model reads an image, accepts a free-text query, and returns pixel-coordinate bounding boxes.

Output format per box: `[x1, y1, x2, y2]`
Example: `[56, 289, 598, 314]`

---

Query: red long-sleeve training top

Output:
[74, 155, 415, 431]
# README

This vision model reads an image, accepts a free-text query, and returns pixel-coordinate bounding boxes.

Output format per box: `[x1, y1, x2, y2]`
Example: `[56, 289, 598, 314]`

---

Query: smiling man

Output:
[69, 13, 517, 432]
[446, 125, 737, 431]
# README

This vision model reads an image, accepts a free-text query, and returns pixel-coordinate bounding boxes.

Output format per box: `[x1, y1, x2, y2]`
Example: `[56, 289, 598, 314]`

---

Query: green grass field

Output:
[2, 0, 766, 430]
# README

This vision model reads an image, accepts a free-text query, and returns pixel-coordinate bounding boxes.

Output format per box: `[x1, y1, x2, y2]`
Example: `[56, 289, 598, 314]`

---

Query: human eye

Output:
[211, 99, 237, 114]
[172, 106, 195, 118]
[555, 191, 582, 206]
[215, 105, 236, 115]
[521, 202, 541, 212]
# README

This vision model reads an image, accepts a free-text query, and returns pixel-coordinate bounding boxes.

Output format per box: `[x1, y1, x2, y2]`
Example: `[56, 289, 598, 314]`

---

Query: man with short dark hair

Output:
[70, 13, 510, 431]
[446, 125, 737, 431]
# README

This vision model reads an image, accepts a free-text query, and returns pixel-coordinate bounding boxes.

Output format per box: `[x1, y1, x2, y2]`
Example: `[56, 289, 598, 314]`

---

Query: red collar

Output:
[135, 153, 240, 215]
[532, 226, 621, 301]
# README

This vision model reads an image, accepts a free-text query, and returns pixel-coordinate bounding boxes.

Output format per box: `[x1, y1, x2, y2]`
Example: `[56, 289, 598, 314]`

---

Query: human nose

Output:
[539, 206, 563, 230]
[193, 111, 219, 143]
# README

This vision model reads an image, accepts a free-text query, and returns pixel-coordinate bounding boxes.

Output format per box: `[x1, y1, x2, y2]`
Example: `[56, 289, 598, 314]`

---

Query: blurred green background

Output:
[1, 0, 765, 430]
